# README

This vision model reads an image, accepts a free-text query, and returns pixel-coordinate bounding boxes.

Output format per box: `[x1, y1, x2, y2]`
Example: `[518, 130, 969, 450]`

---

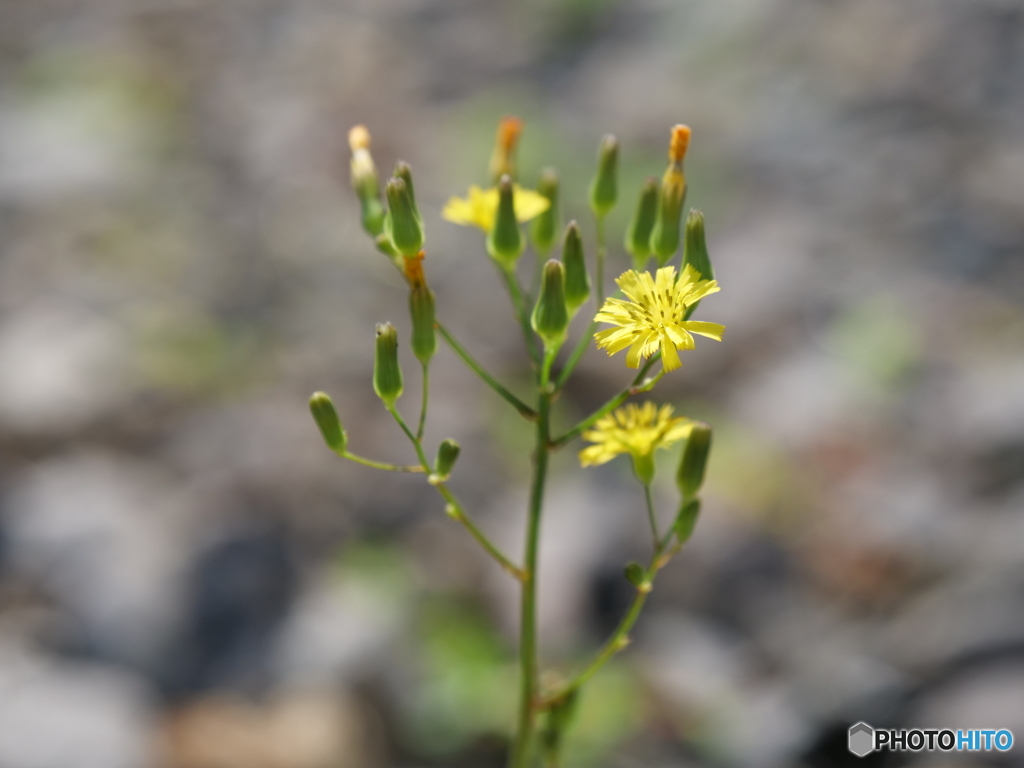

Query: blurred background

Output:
[1, 0, 1023, 766]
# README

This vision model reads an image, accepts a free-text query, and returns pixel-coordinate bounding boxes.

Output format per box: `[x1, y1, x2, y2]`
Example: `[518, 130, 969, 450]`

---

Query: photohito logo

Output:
[848, 723, 1014, 757]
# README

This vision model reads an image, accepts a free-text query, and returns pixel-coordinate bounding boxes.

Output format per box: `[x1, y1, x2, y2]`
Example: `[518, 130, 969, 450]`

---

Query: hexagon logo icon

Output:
[848, 722, 875, 757]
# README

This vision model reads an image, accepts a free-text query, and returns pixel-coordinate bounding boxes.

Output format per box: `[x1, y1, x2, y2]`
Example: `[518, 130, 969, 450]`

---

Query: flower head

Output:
[580, 402, 693, 469]
[442, 185, 550, 232]
[594, 264, 725, 372]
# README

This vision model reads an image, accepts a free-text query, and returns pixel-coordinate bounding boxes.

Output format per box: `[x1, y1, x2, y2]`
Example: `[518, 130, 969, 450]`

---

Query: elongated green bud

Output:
[373, 322, 403, 407]
[650, 125, 690, 265]
[349, 126, 385, 237]
[487, 175, 523, 269]
[562, 221, 590, 315]
[529, 169, 560, 256]
[393, 161, 423, 226]
[309, 392, 346, 454]
[589, 134, 618, 218]
[625, 176, 658, 269]
[385, 177, 424, 257]
[409, 284, 435, 365]
[404, 257, 436, 365]
[531, 260, 569, 350]
[676, 421, 711, 498]
[683, 209, 713, 280]
[434, 438, 460, 479]
[674, 498, 701, 543]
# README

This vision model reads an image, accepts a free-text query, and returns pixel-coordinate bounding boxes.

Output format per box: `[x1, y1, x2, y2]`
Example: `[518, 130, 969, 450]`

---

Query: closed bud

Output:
[676, 421, 711, 498]
[683, 209, 713, 280]
[373, 322, 403, 407]
[589, 134, 619, 218]
[348, 125, 385, 236]
[393, 161, 423, 226]
[406, 258, 436, 365]
[489, 116, 523, 184]
[650, 124, 691, 265]
[674, 498, 701, 544]
[532, 260, 569, 350]
[624, 562, 646, 589]
[529, 169, 561, 256]
[487, 175, 524, 269]
[309, 391, 346, 454]
[562, 221, 590, 315]
[625, 176, 659, 270]
[385, 176, 425, 257]
[434, 438, 461, 479]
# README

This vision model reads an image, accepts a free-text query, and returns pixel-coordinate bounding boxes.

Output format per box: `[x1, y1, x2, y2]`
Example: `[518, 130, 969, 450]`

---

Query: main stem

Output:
[511, 371, 553, 768]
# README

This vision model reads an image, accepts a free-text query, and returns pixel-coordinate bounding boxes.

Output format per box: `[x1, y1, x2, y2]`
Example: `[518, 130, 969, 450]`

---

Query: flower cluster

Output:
[308, 116, 726, 767]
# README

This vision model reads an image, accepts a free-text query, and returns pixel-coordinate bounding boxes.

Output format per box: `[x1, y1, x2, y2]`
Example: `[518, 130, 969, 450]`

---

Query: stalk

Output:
[511, 370, 553, 768]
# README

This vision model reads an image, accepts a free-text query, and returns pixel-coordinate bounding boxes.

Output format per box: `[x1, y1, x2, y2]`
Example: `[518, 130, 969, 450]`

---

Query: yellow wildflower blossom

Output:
[580, 402, 693, 468]
[442, 184, 550, 232]
[594, 264, 725, 372]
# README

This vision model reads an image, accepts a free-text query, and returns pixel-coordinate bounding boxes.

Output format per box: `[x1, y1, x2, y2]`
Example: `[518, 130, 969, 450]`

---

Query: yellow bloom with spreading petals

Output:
[594, 264, 725, 372]
[580, 402, 693, 468]
[442, 185, 550, 232]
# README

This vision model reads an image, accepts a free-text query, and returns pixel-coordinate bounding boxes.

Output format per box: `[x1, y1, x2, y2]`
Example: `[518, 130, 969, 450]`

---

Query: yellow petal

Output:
[684, 321, 726, 341]
[511, 186, 551, 222]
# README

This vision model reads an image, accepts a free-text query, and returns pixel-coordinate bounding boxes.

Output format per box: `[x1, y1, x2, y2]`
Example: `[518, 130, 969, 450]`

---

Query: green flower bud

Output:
[650, 174, 686, 265]
[676, 421, 711, 498]
[683, 208, 713, 277]
[625, 176, 658, 270]
[373, 322, 403, 407]
[404, 257, 436, 365]
[650, 125, 691, 265]
[393, 161, 423, 226]
[385, 176, 424, 258]
[409, 284, 435, 365]
[624, 562, 647, 589]
[309, 391, 346, 454]
[674, 498, 701, 544]
[529, 169, 561, 256]
[487, 175, 524, 269]
[531, 259, 569, 350]
[434, 438, 460, 479]
[562, 221, 590, 315]
[589, 134, 618, 218]
[349, 126, 385, 237]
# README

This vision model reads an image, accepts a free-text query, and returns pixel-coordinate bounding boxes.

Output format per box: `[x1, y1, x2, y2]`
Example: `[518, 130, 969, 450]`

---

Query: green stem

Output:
[554, 318, 596, 390]
[386, 405, 431, 471]
[417, 362, 429, 441]
[551, 360, 663, 448]
[437, 321, 536, 420]
[595, 215, 607, 306]
[511, 372, 553, 768]
[643, 483, 659, 550]
[437, 483, 525, 580]
[342, 453, 425, 473]
[500, 266, 542, 370]
[386, 403, 522, 580]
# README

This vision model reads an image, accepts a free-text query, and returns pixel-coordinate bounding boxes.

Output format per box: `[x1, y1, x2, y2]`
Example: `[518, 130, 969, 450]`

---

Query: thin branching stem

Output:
[437, 322, 536, 420]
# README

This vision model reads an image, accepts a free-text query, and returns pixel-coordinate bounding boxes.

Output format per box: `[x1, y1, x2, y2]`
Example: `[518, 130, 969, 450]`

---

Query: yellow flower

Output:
[594, 264, 725, 372]
[441, 185, 550, 232]
[579, 402, 693, 468]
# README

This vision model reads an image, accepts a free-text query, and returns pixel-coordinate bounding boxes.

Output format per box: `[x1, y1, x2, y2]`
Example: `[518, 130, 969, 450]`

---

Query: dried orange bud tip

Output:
[669, 124, 691, 162]
[403, 251, 426, 287]
[349, 124, 371, 152]
[498, 116, 523, 151]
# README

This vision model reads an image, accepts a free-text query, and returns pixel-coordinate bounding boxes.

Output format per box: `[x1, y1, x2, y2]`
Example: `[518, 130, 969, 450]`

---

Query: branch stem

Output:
[437, 321, 536, 420]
